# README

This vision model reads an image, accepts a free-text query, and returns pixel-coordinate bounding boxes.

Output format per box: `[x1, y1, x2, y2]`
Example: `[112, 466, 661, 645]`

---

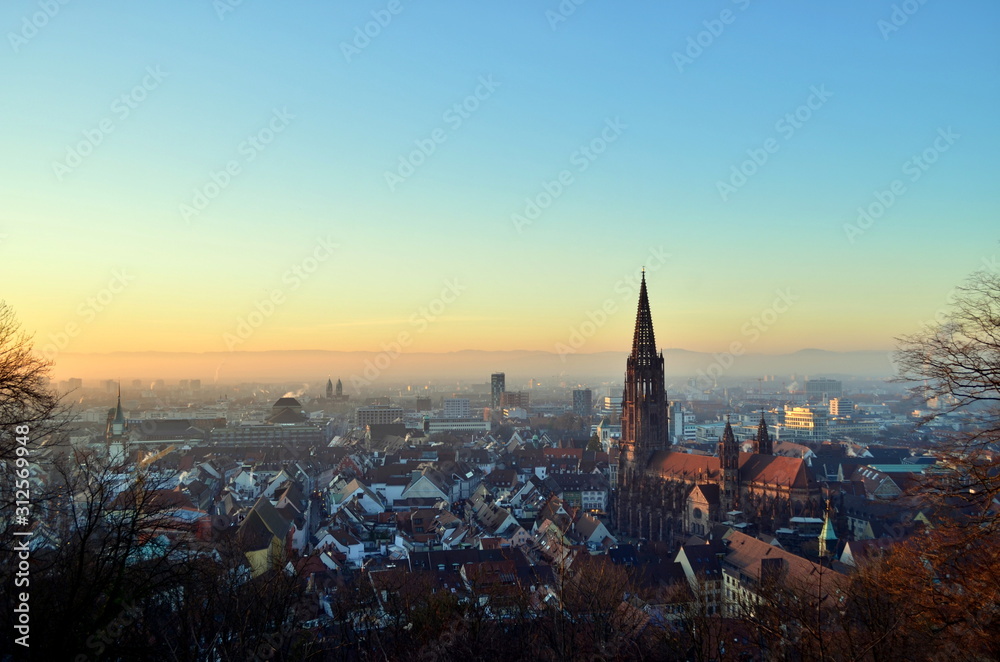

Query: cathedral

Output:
[614, 273, 823, 542]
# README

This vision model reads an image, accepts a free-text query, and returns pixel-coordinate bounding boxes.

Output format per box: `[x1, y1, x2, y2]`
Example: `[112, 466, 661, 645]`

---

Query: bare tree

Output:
[889, 266, 1000, 660]
[0, 301, 67, 456]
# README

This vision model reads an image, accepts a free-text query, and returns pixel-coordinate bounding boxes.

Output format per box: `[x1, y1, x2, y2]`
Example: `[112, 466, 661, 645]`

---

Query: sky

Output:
[2, 1, 998, 374]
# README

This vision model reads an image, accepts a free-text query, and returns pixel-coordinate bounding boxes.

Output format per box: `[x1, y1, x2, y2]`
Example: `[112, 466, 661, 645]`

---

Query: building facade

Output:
[572, 389, 593, 418]
[490, 373, 505, 411]
[356, 405, 404, 427]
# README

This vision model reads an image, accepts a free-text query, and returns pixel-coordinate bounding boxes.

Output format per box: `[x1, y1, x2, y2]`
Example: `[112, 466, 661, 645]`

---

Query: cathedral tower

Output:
[718, 418, 740, 513]
[619, 270, 669, 469]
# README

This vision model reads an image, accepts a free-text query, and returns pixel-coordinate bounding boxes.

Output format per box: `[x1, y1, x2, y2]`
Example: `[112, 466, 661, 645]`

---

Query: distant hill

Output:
[50, 348, 897, 386]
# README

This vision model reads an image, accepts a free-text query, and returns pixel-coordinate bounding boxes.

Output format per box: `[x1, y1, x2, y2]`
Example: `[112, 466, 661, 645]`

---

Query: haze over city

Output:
[2, 1, 997, 387]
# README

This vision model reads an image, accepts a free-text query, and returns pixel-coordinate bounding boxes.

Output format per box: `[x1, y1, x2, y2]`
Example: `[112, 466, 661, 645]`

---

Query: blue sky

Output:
[1, 0, 998, 363]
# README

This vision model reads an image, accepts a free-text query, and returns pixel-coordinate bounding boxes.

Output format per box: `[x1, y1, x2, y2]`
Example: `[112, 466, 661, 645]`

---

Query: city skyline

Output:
[3, 2, 998, 372]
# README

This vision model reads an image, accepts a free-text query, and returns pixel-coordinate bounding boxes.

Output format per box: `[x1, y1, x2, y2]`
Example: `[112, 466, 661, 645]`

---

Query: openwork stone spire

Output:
[630, 271, 658, 367]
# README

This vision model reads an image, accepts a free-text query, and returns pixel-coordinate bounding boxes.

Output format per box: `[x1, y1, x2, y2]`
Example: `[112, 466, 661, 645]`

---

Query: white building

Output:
[427, 418, 490, 434]
[356, 405, 404, 427]
[443, 398, 471, 418]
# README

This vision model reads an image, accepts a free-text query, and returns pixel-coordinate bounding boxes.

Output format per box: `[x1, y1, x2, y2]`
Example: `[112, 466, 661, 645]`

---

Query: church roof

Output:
[647, 451, 813, 490]
[738, 453, 812, 489]
[648, 451, 719, 480]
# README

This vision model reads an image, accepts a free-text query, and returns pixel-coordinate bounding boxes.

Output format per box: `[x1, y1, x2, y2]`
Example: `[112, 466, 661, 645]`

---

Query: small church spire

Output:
[819, 499, 837, 559]
[755, 410, 772, 455]
[113, 381, 125, 426]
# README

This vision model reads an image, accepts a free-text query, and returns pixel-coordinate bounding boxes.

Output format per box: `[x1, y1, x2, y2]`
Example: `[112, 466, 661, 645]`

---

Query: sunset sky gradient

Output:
[2, 1, 998, 374]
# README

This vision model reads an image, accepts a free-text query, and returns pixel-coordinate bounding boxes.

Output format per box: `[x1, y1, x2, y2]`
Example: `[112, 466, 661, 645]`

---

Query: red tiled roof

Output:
[649, 451, 718, 480]
[738, 453, 812, 489]
[648, 451, 813, 490]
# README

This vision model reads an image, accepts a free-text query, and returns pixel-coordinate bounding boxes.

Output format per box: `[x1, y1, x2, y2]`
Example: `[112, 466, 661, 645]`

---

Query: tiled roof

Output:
[724, 531, 843, 591]
[739, 453, 812, 489]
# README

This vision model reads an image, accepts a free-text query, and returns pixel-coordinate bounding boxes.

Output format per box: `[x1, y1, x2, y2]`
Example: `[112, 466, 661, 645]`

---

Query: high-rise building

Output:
[415, 396, 432, 411]
[805, 379, 842, 404]
[572, 388, 593, 418]
[490, 372, 505, 410]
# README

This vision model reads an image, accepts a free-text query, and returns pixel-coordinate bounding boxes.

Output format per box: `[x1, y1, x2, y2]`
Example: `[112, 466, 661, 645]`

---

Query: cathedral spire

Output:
[819, 500, 837, 558]
[755, 411, 772, 455]
[113, 382, 125, 426]
[619, 268, 669, 468]
[630, 270, 658, 366]
[108, 382, 126, 440]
